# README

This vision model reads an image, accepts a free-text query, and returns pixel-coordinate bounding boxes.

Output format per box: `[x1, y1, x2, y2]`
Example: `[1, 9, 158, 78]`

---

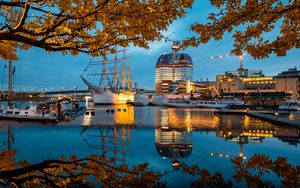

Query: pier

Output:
[215, 110, 300, 127]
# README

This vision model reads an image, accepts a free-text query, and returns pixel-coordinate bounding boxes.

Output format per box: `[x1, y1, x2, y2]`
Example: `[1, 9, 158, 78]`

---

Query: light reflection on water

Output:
[0, 106, 300, 186]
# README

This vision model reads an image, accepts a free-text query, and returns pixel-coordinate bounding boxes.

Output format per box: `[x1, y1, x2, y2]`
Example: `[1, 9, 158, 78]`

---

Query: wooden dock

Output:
[215, 110, 300, 127]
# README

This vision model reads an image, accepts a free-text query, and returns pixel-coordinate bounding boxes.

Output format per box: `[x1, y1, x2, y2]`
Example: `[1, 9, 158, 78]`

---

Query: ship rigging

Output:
[81, 47, 134, 105]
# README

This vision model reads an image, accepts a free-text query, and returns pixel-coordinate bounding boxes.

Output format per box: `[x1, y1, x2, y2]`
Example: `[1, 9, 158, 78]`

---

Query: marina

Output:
[1, 106, 300, 187]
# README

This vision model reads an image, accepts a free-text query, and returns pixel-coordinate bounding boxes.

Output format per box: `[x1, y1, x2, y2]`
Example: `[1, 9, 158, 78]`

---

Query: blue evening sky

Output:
[0, 0, 299, 91]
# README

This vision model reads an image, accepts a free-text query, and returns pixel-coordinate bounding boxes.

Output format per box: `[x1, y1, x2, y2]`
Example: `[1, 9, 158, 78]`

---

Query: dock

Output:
[0, 114, 58, 124]
[215, 110, 300, 127]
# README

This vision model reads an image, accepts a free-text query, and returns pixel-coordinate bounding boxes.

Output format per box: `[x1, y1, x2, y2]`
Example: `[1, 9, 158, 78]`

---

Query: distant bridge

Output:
[0, 89, 156, 101]
[0, 89, 90, 101]
[0, 89, 155, 95]
[0, 89, 90, 95]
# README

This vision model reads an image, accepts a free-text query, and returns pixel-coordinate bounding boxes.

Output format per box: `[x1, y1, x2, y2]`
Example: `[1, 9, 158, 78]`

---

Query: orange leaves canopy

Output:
[183, 0, 300, 59]
[0, 0, 194, 60]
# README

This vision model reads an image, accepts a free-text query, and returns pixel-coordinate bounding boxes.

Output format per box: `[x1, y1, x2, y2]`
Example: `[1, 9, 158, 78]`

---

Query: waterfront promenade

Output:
[216, 109, 300, 127]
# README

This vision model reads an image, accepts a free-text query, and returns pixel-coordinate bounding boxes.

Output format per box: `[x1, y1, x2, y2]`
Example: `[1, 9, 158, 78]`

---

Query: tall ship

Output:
[81, 48, 134, 105]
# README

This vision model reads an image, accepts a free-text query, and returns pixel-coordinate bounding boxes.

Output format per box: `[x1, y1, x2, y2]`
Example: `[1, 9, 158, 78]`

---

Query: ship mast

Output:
[121, 48, 126, 92]
[127, 64, 132, 91]
[103, 57, 107, 88]
[8, 60, 13, 107]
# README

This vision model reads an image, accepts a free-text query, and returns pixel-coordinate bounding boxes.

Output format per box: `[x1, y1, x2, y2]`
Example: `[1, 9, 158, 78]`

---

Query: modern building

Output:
[215, 65, 289, 106]
[275, 67, 300, 100]
[216, 65, 276, 93]
[155, 42, 193, 93]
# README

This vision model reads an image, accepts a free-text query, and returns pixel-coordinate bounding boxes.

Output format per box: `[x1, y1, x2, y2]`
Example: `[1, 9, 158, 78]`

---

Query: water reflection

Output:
[216, 121, 275, 159]
[0, 106, 300, 184]
[80, 125, 131, 165]
[155, 108, 219, 131]
[155, 125, 193, 168]
[0, 122, 15, 151]
[275, 126, 300, 146]
[80, 105, 134, 126]
[152, 107, 300, 162]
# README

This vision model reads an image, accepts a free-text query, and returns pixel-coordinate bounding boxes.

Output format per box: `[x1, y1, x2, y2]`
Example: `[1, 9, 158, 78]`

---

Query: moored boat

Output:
[149, 94, 168, 106]
[163, 99, 244, 109]
[81, 47, 134, 106]
[134, 93, 149, 106]
[196, 100, 228, 109]
[0, 105, 58, 123]
[163, 100, 200, 108]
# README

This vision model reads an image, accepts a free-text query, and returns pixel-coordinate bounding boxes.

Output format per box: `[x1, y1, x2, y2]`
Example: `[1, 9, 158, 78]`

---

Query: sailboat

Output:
[0, 60, 58, 123]
[81, 48, 134, 105]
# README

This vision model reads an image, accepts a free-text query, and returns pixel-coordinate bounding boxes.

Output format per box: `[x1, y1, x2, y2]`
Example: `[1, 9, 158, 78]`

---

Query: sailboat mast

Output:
[8, 60, 13, 107]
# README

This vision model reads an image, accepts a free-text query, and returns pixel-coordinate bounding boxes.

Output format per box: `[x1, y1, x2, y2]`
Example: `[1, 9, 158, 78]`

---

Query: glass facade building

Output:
[155, 52, 193, 93]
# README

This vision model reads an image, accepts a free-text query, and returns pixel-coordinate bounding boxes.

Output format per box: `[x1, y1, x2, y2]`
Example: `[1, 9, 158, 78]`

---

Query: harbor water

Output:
[1, 105, 300, 187]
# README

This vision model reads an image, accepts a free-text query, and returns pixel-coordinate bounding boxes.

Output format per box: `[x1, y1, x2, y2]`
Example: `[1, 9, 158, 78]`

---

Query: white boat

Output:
[163, 99, 244, 109]
[196, 100, 228, 109]
[149, 94, 168, 106]
[278, 100, 300, 111]
[163, 100, 200, 108]
[81, 47, 134, 105]
[0, 105, 58, 122]
[0, 60, 58, 123]
[134, 93, 149, 106]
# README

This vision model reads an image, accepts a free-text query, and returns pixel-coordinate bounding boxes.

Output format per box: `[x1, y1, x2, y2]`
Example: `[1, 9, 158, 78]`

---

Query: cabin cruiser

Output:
[278, 100, 300, 111]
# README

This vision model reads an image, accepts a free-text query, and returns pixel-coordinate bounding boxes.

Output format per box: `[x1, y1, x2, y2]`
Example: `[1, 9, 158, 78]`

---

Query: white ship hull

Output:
[92, 90, 134, 105]
[134, 93, 149, 106]
[197, 103, 227, 109]
[149, 95, 167, 106]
